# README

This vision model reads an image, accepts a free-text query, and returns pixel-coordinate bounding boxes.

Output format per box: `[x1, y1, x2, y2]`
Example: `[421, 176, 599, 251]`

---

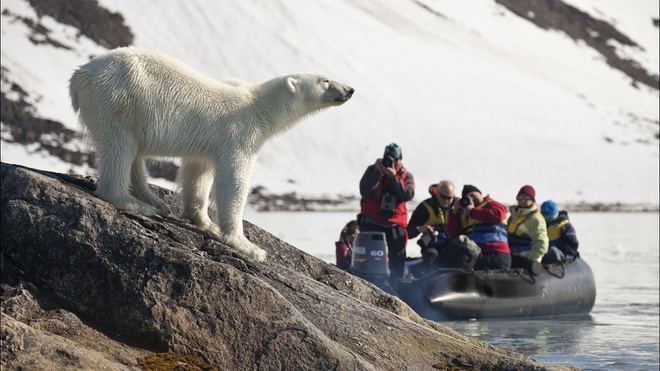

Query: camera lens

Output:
[460, 196, 471, 207]
[382, 157, 393, 168]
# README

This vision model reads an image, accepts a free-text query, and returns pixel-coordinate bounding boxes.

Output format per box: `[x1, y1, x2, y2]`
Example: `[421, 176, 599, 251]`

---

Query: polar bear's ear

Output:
[286, 77, 299, 93]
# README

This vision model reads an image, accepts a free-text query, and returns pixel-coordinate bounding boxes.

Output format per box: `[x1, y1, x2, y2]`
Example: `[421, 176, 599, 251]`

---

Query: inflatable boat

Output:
[349, 232, 596, 320]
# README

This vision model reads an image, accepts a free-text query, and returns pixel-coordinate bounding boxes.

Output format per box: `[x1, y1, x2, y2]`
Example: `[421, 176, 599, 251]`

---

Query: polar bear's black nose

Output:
[346, 87, 354, 98]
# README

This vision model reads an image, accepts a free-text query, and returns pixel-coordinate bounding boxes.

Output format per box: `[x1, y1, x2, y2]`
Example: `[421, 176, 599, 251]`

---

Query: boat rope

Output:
[500, 267, 537, 284]
[545, 262, 566, 278]
[514, 269, 536, 284]
[468, 266, 538, 284]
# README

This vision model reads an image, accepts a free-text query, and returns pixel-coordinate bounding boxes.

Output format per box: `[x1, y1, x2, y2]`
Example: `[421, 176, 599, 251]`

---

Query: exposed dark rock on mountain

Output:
[26, 0, 133, 49]
[496, 0, 659, 90]
[0, 71, 91, 169]
[0, 163, 574, 370]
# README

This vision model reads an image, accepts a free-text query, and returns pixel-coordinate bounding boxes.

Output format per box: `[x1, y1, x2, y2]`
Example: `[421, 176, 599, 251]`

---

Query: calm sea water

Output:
[245, 210, 659, 370]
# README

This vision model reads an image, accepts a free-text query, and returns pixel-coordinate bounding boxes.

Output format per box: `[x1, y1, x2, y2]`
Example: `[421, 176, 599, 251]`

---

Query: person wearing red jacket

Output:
[359, 143, 415, 280]
[446, 184, 511, 270]
[335, 220, 359, 270]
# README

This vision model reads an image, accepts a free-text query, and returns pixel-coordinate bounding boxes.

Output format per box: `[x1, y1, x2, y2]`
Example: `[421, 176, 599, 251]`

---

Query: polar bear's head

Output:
[285, 74, 354, 109]
[252, 73, 354, 137]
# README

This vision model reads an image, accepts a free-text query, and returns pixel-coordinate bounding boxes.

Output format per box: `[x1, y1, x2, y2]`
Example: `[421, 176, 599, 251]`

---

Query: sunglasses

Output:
[438, 194, 454, 200]
[516, 194, 533, 201]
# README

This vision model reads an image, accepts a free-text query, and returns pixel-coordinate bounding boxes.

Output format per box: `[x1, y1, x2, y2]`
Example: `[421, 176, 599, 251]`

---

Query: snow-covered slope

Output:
[1, 0, 658, 205]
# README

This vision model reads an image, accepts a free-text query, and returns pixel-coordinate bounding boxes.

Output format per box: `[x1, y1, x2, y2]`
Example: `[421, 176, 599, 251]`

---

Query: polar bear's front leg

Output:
[213, 156, 267, 262]
[180, 158, 220, 235]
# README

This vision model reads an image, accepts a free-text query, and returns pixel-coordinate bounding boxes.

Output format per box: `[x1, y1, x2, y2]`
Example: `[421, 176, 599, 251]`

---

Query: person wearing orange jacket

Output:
[446, 184, 511, 270]
[359, 143, 415, 280]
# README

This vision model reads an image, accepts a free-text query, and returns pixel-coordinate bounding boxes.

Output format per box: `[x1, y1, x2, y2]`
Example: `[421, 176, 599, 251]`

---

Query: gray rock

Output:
[0, 162, 574, 370]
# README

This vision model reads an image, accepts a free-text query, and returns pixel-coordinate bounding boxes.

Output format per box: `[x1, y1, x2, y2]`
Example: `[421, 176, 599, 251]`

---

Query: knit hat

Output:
[383, 143, 402, 160]
[517, 185, 536, 201]
[461, 184, 481, 198]
[541, 200, 559, 221]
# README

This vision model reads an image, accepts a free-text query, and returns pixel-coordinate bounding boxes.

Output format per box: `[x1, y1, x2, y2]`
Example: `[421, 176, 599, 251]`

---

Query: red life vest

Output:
[360, 168, 409, 227]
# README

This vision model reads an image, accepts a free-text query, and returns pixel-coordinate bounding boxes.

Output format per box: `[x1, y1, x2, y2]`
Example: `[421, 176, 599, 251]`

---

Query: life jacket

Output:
[461, 199, 508, 245]
[546, 216, 578, 258]
[335, 236, 352, 270]
[421, 200, 451, 247]
[547, 218, 569, 245]
[360, 168, 409, 227]
[506, 208, 538, 253]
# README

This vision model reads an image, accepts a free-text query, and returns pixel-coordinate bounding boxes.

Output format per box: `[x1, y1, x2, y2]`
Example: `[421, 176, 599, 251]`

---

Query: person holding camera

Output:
[359, 143, 415, 280]
[506, 185, 549, 266]
[406, 180, 456, 271]
[445, 184, 511, 270]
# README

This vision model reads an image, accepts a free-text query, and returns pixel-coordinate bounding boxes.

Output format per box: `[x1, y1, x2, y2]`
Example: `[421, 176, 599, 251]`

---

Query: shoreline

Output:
[248, 190, 660, 213]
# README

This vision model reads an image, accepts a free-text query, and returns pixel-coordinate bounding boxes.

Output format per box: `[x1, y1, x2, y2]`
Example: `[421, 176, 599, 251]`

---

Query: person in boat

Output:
[358, 143, 415, 280]
[406, 180, 455, 270]
[445, 184, 511, 270]
[539, 199, 579, 264]
[506, 185, 549, 268]
[335, 220, 360, 270]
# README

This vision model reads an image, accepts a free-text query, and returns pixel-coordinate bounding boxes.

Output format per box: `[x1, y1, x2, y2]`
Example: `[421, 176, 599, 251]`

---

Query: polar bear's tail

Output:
[69, 69, 82, 113]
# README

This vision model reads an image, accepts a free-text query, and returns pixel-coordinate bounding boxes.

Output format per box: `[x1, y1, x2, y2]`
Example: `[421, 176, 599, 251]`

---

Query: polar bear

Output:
[69, 47, 354, 261]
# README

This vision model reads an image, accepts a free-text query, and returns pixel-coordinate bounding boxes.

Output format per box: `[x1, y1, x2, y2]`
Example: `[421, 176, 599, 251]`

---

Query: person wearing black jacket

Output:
[407, 180, 455, 269]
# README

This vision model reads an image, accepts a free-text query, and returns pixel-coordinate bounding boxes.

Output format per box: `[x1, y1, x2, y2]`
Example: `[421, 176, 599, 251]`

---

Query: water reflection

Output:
[443, 315, 595, 356]
[249, 211, 659, 369]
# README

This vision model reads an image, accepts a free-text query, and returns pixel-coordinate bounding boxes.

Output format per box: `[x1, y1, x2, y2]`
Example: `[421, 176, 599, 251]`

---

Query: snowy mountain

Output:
[1, 0, 658, 208]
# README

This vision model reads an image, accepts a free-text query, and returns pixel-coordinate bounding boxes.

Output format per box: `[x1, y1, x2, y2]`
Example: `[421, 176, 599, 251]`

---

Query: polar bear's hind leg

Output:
[94, 134, 158, 216]
[129, 157, 171, 215]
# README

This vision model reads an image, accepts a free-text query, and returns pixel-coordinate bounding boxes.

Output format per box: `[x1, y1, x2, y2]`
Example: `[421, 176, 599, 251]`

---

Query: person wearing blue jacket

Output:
[540, 200, 579, 263]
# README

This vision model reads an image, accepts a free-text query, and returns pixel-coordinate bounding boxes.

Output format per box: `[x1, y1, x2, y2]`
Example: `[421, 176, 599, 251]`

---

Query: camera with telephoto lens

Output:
[417, 230, 438, 249]
[382, 156, 394, 168]
[459, 196, 473, 207]
[380, 193, 396, 218]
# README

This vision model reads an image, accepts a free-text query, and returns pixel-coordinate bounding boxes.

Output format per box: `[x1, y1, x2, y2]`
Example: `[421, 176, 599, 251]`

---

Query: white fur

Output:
[69, 47, 354, 261]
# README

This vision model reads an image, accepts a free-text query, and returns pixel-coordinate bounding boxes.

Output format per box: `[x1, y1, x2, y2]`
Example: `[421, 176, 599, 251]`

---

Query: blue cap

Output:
[541, 200, 559, 220]
[384, 143, 402, 160]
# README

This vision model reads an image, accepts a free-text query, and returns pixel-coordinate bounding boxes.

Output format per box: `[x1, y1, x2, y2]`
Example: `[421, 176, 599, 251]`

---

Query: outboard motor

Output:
[350, 232, 390, 285]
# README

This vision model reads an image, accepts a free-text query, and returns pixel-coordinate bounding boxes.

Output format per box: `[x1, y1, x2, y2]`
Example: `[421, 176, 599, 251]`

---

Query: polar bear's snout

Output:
[335, 84, 355, 102]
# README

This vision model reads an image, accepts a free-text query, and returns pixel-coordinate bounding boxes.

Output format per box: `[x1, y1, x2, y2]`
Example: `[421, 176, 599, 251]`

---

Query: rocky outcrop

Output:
[0, 163, 573, 370]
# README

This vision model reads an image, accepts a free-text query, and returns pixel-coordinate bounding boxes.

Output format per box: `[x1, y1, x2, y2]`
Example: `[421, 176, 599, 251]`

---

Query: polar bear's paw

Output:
[203, 223, 222, 236]
[225, 235, 267, 262]
[138, 204, 160, 216]
[181, 210, 220, 237]
[141, 194, 172, 216]
[99, 193, 159, 216]
[245, 242, 268, 262]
